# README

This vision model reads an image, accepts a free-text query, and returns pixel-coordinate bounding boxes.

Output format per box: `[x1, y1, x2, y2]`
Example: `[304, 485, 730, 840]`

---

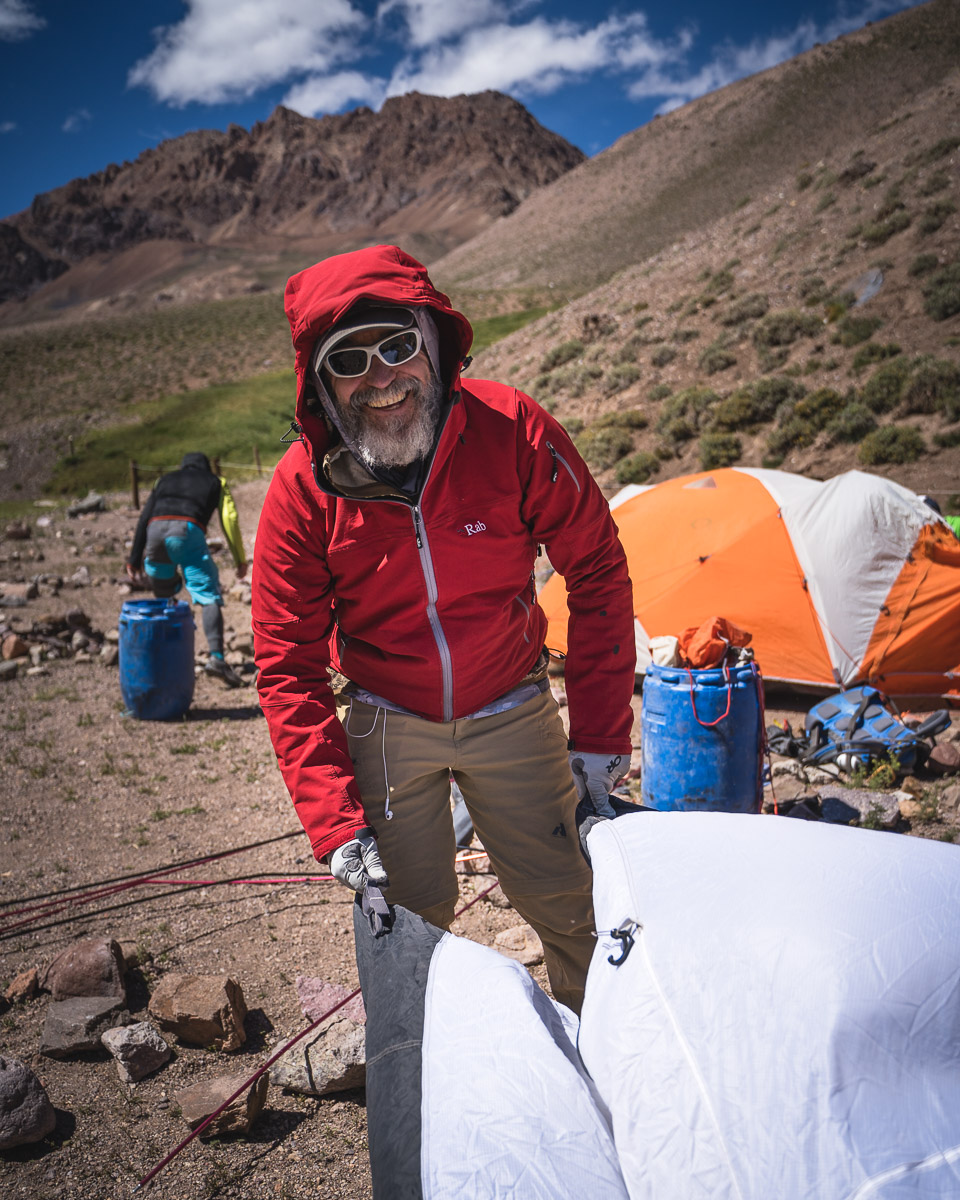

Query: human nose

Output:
[363, 354, 397, 387]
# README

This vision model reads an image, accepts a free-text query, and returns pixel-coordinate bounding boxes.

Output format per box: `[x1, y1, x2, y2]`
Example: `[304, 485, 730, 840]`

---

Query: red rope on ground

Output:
[137, 876, 502, 1190]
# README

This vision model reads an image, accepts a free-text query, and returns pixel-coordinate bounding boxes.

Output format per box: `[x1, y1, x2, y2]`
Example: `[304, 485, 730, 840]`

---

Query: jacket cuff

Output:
[567, 737, 634, 756]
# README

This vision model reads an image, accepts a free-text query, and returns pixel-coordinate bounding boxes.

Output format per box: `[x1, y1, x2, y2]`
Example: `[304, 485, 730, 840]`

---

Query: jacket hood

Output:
[284, 245, 473, 450]
[180, 452, 212, 473]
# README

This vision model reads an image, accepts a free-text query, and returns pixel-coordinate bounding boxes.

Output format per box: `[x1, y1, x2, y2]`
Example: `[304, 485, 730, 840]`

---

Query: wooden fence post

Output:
[130, 461, 140, 510]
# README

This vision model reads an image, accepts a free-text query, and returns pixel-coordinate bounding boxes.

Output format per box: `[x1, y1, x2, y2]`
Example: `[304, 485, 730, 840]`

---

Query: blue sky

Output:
[0, 0, 923, 221]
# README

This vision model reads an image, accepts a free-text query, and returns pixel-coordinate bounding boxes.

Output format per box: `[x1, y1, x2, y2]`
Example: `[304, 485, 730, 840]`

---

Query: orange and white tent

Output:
[541, 468, 960, 696]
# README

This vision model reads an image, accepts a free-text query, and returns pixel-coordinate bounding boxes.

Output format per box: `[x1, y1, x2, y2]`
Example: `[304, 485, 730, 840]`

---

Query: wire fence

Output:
[129, 448, 276, 508]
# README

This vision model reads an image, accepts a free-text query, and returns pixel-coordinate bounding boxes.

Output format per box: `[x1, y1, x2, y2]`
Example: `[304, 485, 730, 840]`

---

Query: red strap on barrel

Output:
[686, 663, 732, 728]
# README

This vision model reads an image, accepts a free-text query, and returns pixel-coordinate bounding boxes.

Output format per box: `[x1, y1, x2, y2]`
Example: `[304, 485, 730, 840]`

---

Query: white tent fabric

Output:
[579, 813, 960, 1198]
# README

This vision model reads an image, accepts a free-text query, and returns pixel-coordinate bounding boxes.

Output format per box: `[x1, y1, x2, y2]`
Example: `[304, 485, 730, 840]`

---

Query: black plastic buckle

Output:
[607, 918, 640, 966]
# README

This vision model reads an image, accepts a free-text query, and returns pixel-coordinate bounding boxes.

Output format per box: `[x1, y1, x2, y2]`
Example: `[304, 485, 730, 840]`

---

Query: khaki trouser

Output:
[340, 689, 596, 1013]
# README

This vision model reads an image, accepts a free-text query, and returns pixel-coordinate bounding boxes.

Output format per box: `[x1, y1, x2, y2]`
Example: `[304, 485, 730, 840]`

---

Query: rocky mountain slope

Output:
[0, 90, 583, 309]
[435, 0, 960, 299]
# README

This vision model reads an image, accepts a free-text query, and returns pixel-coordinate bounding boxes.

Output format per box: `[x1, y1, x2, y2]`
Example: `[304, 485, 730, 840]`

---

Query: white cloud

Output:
[0, 0, 44, 41]
[628, 0, 923, 110]
[62, 109, 92, 134]
[0, 120, 16, 133]
[128, 0, 369, 105]
[386, 13, 685, 100]
[283, 71, 386, 117]
[377, 0, 512, 48]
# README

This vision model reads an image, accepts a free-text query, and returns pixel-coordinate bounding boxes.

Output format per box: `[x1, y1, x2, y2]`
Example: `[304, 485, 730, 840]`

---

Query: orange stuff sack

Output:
[678, 617, 752, 669]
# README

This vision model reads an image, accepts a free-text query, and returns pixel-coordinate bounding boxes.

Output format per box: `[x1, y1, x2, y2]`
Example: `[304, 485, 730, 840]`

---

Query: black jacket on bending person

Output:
[128, 453, 224, 571]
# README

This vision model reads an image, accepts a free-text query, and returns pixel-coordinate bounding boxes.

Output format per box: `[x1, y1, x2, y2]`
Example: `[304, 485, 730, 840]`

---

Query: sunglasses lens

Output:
[379, 331, 419, 365]
[325, 347, 370, 377]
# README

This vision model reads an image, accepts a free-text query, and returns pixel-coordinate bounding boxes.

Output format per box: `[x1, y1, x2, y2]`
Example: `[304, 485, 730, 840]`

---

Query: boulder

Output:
[941, 782, 960, 814]
[1, 634, 29, 660]
[928, 743, 960, 775]
[66, 492, 105, 518]
[4, 967, 39, 1004]
[40, 995, 128, 1058]
[0, 1056, 56, 1150]
[3, 521, 30, 541]
[296, 977, 365, 1024]
[175, 1072, 268, 1136]
[0, 660, 19, 681]
[270, 1014, 366, 1095]
[494, 923, 545, 966]
[819, 787, 901, 828]
[148, 974, 247, 1051]
[0, 581, 37, 603]
[101, 1022, 171, 1083]
[41, 937, 126, 1001]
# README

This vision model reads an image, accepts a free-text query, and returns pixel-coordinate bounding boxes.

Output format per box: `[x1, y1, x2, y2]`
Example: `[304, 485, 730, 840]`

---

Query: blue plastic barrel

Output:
[118, 599, 195, 720]
[641, 661, 763, 812]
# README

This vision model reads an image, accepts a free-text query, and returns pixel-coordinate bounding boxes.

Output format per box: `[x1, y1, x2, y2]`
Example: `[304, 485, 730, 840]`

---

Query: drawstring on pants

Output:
[345, 699, 394, 820]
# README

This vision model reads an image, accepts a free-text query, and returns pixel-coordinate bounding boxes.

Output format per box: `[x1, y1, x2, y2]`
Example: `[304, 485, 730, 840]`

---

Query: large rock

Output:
[494, 923, 545, 966]
[270, 1014, 366, 1096]
[148, 974, 247, 1051]
[928, 743, 960, 775]
[0, 1056, 57, 1149]
[101, 1022, 171, 1083]
[41, 937, 126, 1001]
[40, 996, 127, 1058]
[175, 1073, 268, 1136]
[1, 634, 29, 660]
[296, 977, 365, 1023]
[819, 787, 901, 828]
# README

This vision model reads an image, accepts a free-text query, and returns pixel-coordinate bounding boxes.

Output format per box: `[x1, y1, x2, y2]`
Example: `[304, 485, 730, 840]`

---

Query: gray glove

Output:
[329, 835, 389, 892]
[569, 751, 628, 820]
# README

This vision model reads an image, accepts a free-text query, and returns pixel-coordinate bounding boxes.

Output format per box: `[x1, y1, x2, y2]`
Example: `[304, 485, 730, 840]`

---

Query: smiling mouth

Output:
[365, 390, 411, 411]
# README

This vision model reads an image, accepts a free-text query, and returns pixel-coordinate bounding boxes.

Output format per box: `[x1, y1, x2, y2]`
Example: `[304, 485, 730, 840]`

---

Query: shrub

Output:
[917, 200, 956, 236]
[672, 328, 700, 343]
[655, 386, 719, 439]
[861, 211, 911, 245]
[602, 364, 641, 395]
[815, 191, 837, 214]
[699, 432, 742, 470]
[574, 427, 633, 470]
[900, 360, 960, 419]
[560, 416, 584, 436]
[851, 342, 901, 373]
[651, 345, 677, 368]
[549, 363, 604, 397]
[540, 339, 584, 371]
[794, 387, 846, 427]
[615, 451, 661, 485]
[923, 264, 960, 321]
[908, 136, 960, 167]
[796, 171, 813, 190]
[753, 309, 822, 348]
[838, 157, 876, 185]
[798, 275, 827, 302]
[827, 403, 877, 444]
[711, 377, 805, 432]
[918, 170, 950, 197]
[654, 443, 675, 460]
[720, 293, 769, 325]
[648, 383, 672, 401]
[862, 360, 910, 413]
[833, 314, 883, 347]
[701, 269, 735, 297]
[859, 425, 925, 465]
[934, 426, 960, 449]
[767, 387, 845, 456]
[909, 253, 939, 277]
[612, 333, 651, 364]
[594, 408, 648, 429]
[699, 343, 738, 374]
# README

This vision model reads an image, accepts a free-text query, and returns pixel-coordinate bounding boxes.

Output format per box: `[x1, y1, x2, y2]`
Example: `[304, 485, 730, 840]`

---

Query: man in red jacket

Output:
[253, 245, 635, 1012]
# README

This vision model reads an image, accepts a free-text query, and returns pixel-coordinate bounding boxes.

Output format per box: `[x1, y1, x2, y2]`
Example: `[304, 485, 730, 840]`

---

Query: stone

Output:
[941, 782, 960, 813]
[482, 884, 513, 910]
[105, 628, 120, 644]
[66, 492, 105, 518]
[4, 967, 39, 1004]
[69, 566, 91, 588]
[25, 665, 49, 677]
[900, 775, 925, 797]
[0, 660, 19, 680]
[175, 1072, 268, 1136]
[70, 630, 90, 651]
[148, 974, 247, 1051]
[819, 787, 900, 828]
[270, 1014, 366, 1096]
[3, 521, 30, 540]
[928, 743, 960, 775]
[0, 1056, 56, 1149]
[898, 797, 924, 821]
[64, 608, 90, 629]
[494, 923, 544, 966]
[101, 1022, 171, 1083]
[100, 644, 119, 667]
[0, 596, 27, 609]
[1, 633, 28, 660]
[296, 977, 365, 1024]
[41, 937, 126, 1001]
[0, 581, 37, 603]
[40, 996, 127, 1058]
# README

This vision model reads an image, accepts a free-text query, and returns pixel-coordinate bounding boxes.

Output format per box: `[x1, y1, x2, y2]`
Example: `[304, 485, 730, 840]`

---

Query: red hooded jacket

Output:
[253, 245, 635, 860]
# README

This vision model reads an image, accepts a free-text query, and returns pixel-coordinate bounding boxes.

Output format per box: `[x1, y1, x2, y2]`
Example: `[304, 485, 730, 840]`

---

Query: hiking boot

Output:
[204, 655, 243, 688]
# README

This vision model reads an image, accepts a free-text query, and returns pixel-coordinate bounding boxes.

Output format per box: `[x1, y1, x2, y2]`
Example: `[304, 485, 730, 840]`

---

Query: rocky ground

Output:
[1, 478, 959, 1199]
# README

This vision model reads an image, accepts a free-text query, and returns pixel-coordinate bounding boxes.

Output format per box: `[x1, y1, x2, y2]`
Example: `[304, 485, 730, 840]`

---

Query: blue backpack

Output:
[802, 686, 949, 774]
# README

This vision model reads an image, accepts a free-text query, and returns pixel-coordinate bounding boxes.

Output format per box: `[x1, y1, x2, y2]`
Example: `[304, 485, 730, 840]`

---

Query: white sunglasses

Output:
[320, 329, 423, 379]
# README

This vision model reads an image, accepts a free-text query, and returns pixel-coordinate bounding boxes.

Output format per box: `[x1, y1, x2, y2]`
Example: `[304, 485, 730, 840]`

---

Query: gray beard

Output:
[340, 375, 442, 470]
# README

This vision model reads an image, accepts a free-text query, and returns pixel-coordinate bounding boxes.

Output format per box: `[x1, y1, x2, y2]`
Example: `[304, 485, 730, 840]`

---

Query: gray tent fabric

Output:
[354, 900, 445, 1200]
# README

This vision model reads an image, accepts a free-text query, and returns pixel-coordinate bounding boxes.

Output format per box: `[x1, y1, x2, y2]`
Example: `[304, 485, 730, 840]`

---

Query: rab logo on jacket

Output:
[457, 521, 487, 537]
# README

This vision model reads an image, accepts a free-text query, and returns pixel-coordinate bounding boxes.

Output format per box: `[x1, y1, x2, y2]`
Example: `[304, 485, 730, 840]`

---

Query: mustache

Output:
[349, 375, 424, 412]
